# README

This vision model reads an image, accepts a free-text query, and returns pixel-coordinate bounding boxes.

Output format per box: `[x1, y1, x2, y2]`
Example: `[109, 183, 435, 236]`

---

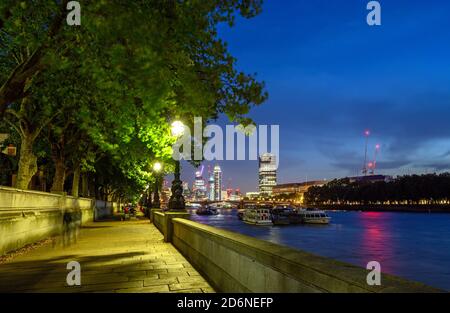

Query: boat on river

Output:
[242, 207, 273, 225]
[297, 209, 331, 224]
[271, 206, 303, 225]
[196, 205, 219, 216]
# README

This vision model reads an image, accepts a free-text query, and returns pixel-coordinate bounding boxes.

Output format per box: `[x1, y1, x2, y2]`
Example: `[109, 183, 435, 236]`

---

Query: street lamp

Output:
[153, 162, 162, 172]
[171, 121, 185, 137]
[153, 162, 162, 209]
[168, 121, 186, 211]
[142, 184, 152, 218]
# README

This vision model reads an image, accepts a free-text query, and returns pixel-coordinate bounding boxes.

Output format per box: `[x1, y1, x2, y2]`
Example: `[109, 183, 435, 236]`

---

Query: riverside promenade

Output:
[0, 219, 214, 293]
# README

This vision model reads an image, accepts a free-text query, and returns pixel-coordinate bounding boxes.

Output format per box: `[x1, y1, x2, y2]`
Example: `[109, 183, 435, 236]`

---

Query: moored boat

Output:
[243, 207, 273, 225]
[271, 207, 291, 225]
[297, 209, 331, 224]
[196, 205, 219, 216]
[271, 206, 303, 225]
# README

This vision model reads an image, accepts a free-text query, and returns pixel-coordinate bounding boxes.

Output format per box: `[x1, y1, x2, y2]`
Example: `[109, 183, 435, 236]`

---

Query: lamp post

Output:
[144, 185, 152, 218]
[168, 121, 186, 211]
[153, 162, 162, 209]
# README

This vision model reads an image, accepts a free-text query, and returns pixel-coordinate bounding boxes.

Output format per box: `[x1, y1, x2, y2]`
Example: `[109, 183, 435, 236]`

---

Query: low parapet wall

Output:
[153, 210, 190, 242]
[153, 211, 165, 234]
[158, 216, 441, 293]
[0, 186, 111, 255]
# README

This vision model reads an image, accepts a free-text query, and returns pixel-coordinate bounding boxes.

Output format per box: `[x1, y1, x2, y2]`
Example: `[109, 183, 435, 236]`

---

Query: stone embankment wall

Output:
[0, 187, 115, 255]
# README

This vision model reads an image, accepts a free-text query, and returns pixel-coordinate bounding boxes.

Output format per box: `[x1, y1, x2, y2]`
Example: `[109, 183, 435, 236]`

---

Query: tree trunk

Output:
[15, 135, 37, 190]
[51, 158, 66, 193]
[71, 164, 80, 197]
[89, 175, 96, 199]
[81, 172, 89, 197]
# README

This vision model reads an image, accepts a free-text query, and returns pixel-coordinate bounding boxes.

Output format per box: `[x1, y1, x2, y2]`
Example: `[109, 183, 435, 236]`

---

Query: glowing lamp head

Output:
[375, 144, 381, 150]
[364, 130, 370, 136]
[153, 162, 162, 172]
[368, 162, 374, 168]
[171, 121, 185, 137]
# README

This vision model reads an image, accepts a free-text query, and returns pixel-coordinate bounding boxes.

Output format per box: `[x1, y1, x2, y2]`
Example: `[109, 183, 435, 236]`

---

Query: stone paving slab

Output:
[0, 219, 214, 293]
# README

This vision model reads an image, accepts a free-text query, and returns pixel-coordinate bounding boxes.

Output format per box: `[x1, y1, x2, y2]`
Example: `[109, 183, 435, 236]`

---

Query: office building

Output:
[213, 165, 222, 201]
[208, 175, 215, 201]
[193, 168, 207, 201]
[258, 153, 277, 195]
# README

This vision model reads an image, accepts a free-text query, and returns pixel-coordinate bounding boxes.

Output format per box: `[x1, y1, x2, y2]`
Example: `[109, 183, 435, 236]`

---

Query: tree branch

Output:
[3, 117, 23, 139]
[4, 108, 21, 120]
[31, 109, 62, 141]
[5, 107, 27, 136]
[0, 0, 69, 117]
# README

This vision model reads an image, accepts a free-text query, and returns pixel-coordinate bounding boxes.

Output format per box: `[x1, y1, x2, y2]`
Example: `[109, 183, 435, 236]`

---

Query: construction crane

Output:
[362, 130, 370, 176]
[369, 144, 381, 175]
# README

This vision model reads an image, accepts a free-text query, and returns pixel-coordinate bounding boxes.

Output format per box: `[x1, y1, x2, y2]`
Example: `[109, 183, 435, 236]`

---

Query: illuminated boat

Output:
[298, 209, 331, 224]
[243, 207, 273, 225]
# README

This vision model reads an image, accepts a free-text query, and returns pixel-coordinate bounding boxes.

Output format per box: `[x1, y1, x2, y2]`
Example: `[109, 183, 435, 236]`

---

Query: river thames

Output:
[189, 209, 450, 291]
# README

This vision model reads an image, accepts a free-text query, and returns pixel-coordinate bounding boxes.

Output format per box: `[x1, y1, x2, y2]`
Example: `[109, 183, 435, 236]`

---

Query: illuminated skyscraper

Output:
[258, 153, 277, 195]
[213, 165, 222, 201]
[182, 182, 191, 198]
[193, 166, 207, 201]
[208, 175, 215, 201]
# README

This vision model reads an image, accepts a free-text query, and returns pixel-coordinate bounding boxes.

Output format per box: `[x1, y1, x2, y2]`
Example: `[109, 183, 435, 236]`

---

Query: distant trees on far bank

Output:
[304, 173, 450, 206]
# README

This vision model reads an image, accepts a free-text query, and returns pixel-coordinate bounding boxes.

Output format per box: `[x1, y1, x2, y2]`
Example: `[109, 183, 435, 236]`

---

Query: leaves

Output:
[0, 0, 268, 200]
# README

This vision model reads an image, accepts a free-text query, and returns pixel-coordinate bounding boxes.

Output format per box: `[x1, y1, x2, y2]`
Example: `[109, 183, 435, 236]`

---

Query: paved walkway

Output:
[0, 219, 214, 293]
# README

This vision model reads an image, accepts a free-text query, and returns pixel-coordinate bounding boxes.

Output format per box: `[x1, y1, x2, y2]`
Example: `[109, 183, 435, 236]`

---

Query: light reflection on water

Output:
[189, 209, 450, 291]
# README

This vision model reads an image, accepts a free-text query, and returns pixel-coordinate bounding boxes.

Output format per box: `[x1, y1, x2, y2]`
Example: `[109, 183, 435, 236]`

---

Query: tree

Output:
[2, 95, 59, 189]
[304, 174, 450, 207]
[1, 1, 268, 202]
[0, 0, 69, 117]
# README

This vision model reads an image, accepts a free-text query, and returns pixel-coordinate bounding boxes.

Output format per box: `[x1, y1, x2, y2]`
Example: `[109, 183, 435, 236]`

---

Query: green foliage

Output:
[0, 0, 268, 201]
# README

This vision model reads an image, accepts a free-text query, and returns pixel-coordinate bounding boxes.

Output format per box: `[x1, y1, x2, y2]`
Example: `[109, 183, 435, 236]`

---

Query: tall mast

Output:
[362, 129, 370, 175]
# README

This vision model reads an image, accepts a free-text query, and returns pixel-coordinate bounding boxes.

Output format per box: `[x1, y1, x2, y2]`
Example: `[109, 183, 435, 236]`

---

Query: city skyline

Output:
[181, 164, 243, 201]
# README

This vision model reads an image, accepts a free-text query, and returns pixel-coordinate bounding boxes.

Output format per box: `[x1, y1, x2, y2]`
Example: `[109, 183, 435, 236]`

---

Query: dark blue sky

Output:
[177, 0, 450, 193]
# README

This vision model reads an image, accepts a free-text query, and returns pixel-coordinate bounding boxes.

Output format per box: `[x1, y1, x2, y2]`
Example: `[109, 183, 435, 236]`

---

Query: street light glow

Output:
[171, 121, 185, 137]
[153, 162, 162, 172]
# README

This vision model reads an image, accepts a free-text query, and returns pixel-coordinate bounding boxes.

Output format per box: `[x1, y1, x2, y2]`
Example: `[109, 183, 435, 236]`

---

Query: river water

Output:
[189, 209, 450, 291]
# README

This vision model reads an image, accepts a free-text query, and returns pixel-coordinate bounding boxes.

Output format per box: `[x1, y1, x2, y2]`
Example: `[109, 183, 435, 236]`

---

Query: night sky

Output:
[176, 0, 450, 193]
